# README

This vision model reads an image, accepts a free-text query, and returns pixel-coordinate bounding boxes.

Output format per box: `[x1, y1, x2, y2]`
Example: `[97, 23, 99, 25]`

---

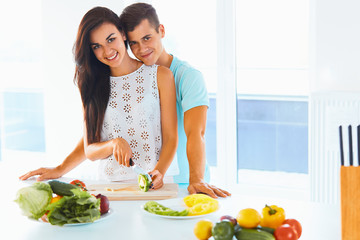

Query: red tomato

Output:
[70, 179, 87, 190]
[283, 219, 302, 238]
[40, 214, 48, 223]
[274, 224, 298, 240]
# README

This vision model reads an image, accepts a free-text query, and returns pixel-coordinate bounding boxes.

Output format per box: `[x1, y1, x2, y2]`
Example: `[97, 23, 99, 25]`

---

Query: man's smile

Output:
[141, 51, 153, 59]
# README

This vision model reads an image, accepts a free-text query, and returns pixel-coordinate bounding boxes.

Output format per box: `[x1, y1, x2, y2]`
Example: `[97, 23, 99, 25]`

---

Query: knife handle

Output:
[349, 125, 353, 166]
[129, 158, 134, 166]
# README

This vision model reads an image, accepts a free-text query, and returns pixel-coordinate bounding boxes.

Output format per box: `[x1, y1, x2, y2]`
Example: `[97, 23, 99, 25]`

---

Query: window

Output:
[151, 0, 219, 174]
[236, 0, 309, 96]
[2, 91, 45, 152]
[235, 0, 310, 192]
[0, 0, 45, 162]
[153, 0, 309, 193]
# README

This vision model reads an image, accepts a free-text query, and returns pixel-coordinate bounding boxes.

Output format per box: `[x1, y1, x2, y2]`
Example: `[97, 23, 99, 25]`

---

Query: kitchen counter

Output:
[0, 163, 341, 240]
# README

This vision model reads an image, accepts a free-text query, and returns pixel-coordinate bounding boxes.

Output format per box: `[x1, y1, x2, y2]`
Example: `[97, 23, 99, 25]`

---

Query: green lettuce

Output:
[14, 182, 53, 219]
[46, 188, 100, 226]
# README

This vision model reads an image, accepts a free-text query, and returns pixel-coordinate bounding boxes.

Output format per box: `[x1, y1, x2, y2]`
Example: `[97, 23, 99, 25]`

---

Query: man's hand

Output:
[184, 106, 231, 198]
[187, 179, 231, 199]
[19, 167, 63, 181]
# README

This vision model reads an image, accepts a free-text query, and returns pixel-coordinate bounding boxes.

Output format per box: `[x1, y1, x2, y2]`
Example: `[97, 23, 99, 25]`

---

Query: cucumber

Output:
[255, 226, 275, 234]
[235, 228, 275, 240]
[48, 180, 79, 196]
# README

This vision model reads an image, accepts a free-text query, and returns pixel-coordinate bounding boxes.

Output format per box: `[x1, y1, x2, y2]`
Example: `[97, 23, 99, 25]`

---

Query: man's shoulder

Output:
[171, 56, 202, 80]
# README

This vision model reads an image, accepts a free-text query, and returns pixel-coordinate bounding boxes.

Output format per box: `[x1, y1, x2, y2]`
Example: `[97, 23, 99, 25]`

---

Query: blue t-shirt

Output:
[169, 55, 210, 183]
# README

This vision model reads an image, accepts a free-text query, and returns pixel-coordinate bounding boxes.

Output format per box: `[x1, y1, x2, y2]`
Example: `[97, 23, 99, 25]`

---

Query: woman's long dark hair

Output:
[73, 7, 122, 144]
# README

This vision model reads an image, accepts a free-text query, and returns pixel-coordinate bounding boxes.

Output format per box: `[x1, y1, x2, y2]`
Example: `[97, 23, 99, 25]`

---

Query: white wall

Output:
[310, 0, 360, 92]
[309, 0, 360, 204]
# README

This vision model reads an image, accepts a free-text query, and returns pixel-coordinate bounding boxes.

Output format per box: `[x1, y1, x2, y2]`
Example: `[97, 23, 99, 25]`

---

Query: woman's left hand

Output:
[148, 169, 164, 190]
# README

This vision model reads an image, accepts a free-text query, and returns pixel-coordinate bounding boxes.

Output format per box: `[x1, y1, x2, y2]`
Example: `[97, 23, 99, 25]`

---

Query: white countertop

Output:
[0, 163, 341, 240]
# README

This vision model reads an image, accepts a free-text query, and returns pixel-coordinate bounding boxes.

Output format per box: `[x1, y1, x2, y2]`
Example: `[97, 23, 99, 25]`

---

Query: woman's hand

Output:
[19, 166, 64, 181]
[112, 137, 132, 167]
[148, 169, 164, 190]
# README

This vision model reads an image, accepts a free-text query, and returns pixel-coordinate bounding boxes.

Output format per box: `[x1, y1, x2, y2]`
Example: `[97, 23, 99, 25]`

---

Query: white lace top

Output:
[98, 64, 162, 181]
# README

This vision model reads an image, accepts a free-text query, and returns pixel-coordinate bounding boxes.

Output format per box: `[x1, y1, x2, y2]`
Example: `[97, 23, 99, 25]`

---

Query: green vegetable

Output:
[46, 188, 101, 226]
[235, 228, 275, 240]
[255, 226, 275, 234]
[144, 201, 188, 216]
[138, 174, 151, 192]
[14, 182, 53, 219]
[48, 180, 79, 196]
[212, 221, 235, 240]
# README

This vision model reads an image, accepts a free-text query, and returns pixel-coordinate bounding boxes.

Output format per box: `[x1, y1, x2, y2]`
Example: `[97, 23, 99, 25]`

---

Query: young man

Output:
[20, 3, 230, 198]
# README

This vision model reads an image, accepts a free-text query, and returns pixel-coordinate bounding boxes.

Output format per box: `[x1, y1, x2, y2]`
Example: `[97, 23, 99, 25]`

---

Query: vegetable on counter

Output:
[260, 205, 286, 229]
[50, 195, 63, 204]
[220, 215, 238, 227]
[95, 194, 110, 214]
[46, 188, 100, 226]
[183, 194, 219, 216]
[193, 205, 302, 240]
[193, 219, 213, 240]
[144, 194, 219, 218]
[15, 179, 107, 226]
[255, 226, 275, 235]
[183, 193, 216, 206]
[274, 224, 298, 240]
[212, 220, 235, 240]
[48, 180, 79, 196]
[235, 228, 275, 240]
[144, 201, 188, 216]
[236, 208, 261, 228]
[283, 219, 302, 238]
[14, 182, 53, 220]
[138, 174, 151, 192]
[188, 201, 219, 216]
[70, 179, 87, 191]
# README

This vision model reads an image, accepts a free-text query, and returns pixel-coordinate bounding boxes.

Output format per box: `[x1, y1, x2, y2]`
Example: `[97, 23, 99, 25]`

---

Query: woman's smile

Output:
[106, 52, 118, 61]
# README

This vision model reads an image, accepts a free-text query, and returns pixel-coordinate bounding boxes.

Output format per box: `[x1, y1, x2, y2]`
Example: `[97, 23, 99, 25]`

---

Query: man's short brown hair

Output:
[119, 3, 160, 38]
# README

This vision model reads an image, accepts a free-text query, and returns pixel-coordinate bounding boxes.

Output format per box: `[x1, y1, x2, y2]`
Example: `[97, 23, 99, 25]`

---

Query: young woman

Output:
[73, 7, 177, 189]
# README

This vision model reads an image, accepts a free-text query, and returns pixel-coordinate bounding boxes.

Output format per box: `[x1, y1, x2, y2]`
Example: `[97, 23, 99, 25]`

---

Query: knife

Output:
[339, 126, 344, 166]
[349, 125, 353, 166]
[357, 125, 360, 166]
[129, 158, 152, 183]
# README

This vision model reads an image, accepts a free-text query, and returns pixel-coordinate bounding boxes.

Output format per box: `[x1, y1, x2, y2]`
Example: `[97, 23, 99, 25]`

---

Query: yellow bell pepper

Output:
[260, 204, 286, 229]
[183, 194, 219, 216]
[183, 193, 216, 207]
[50, 195, 63, 204]
[188, 201, 219, 216]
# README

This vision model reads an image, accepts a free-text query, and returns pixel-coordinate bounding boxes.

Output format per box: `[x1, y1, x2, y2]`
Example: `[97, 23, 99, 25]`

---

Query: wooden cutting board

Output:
[87, 183, 178, 201]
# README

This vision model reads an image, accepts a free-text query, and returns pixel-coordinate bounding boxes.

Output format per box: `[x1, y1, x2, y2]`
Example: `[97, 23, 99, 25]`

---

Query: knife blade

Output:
[129, 158, 152, 183]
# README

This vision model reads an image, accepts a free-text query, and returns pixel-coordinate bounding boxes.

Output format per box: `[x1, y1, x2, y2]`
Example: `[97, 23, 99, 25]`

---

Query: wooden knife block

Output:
[341, 166, 360, 240]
